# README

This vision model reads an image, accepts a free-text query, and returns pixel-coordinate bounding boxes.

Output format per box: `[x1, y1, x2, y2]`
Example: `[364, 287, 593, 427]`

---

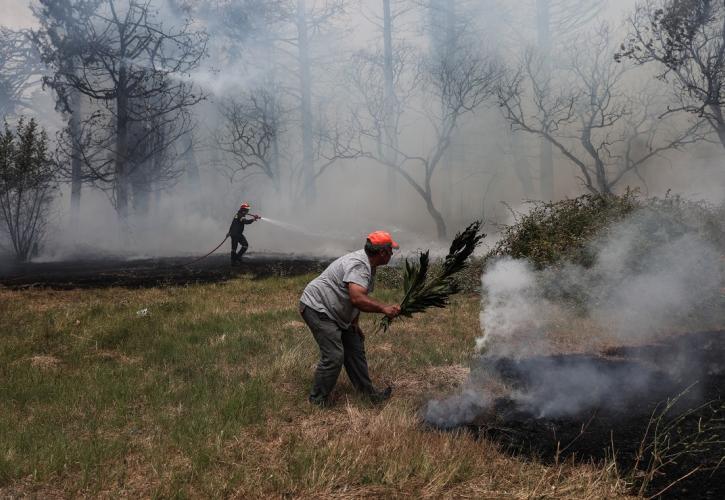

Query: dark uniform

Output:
[228, 211, 256, 263]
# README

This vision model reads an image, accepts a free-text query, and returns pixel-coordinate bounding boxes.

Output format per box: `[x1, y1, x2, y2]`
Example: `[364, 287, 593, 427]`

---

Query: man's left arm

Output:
[348, 283, 400, 318]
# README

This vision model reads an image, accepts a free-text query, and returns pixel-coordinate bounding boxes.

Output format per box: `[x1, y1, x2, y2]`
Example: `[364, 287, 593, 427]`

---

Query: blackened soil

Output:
[0, 253, 330, 290]
[467, 331, 725, 499]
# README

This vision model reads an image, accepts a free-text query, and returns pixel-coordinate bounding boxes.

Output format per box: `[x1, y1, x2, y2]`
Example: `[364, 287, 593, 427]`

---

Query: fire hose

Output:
[180, 235, 229, 268]
[180, 214, 262, 268]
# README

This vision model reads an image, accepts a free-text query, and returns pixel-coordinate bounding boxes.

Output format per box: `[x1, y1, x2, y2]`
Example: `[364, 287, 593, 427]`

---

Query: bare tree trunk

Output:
[426, 193, 447, 240]
[69, 87, 82, 226]
[709, 105, 725, 149]
[716, 124, 725, 150]
[539, 140, 554, 199]
[383, 0, 398, 206]
[271, 130, 282, 193]
[595, 160, 610, 195]
[296, 0, 315, 203]
[537, 0, 554, 201]
[115, 64, 129, 221]
[131, 171, 150, 216]
[183, 130, 200, 188]
[440, 0, 457, 222]
[510, 128, 535, 198]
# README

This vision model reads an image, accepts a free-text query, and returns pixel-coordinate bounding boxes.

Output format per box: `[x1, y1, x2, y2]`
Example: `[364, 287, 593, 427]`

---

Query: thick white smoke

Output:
[475, 257, 548, 355]
[424, 210, 723, 425]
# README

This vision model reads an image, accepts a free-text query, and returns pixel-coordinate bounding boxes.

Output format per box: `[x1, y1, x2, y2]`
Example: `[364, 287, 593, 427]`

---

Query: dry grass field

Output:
[0, 273, 632, 498]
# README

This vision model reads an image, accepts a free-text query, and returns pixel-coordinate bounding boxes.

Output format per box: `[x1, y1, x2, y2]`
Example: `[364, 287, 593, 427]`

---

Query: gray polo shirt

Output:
[300, 249, 376, 329]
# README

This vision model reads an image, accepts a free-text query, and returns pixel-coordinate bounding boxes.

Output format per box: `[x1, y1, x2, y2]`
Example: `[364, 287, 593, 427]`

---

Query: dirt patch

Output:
[92, 350, 140, 365]
[426, 364, 469, 387]
[282, 320, 305, 330]
[0, 475, 66, 499]
[29, 355, 61, 370]
[0, 253, 330, 290]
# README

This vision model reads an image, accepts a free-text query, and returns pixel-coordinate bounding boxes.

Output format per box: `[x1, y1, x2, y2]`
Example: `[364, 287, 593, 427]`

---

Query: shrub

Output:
[488, 192, 641, 269]
[0, 117, 57, 261]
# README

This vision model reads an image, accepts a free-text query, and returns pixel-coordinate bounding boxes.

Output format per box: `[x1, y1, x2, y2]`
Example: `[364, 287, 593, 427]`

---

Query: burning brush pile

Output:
[424, 194, 725, 498]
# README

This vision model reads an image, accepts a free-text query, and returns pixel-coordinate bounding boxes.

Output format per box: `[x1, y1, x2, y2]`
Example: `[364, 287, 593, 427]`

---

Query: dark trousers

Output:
[300, 303, 375, 403]
[231, 235, 248, 259]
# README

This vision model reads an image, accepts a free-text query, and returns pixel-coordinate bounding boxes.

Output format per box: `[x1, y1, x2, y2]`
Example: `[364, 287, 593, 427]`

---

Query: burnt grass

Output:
[0, 253, 330, 290]
[465, 330, 725, 499]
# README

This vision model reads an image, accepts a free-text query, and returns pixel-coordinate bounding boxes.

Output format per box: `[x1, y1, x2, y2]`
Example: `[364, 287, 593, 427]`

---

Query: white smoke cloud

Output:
[475, 257, 547, 355]
[423, 388, 492, 429]
[424, 209, 723, 425]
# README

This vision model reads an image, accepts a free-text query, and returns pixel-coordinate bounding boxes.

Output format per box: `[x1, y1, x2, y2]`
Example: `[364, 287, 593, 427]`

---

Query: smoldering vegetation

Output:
[426, 195, 725, 424]
[424, 195, 725, 497]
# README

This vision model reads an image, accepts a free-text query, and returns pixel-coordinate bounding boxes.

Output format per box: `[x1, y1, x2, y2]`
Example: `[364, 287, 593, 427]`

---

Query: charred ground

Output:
[0, 253, 330, 290]
[466, 330, 725, 499]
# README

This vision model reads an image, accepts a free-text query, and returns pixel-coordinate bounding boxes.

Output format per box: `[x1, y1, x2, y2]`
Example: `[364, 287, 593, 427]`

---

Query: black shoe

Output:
[308, 395, 331, 408]
[368, 385, 392, 404]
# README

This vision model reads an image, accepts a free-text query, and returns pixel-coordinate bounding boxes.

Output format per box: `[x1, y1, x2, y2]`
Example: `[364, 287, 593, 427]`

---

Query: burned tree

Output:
[350, 43, 502, 239]
[500, 26, 703, 195]
[490, 0, 604, 199]
[258, 0, 349, 202]
[533, 0, 603, 200]
[34, 0, 207, 221]
[195, 0, 350, 203]
[171, 0, 281, 193]
[416, 48, 502, 238]
[33, 0, 100, 224]
[425, 0, 466, 218]
[0, 27, 43, 118]
[619, 0, 725, 150]
[273, 0, 351, 203]
[217, 87, 283, 191]
[358, 0, 412, 201]
[127, 93, 194, 215]
[0, 118, 57, 262]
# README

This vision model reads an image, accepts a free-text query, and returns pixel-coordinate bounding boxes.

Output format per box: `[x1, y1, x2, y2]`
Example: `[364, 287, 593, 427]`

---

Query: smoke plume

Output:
[424, 209, 723, 426]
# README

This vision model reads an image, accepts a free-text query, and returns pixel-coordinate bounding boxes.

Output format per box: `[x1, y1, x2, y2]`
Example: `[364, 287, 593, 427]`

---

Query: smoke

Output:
[475, 257, 548, 355]
[34, 183, 365, 261]
[2, 0, 725, 268]
[424, 209, 723, 425]
[424, 388, 493, 429]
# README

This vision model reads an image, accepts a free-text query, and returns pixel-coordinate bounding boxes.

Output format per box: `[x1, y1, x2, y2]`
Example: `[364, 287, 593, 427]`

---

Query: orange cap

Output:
[366, 231, 399, 249]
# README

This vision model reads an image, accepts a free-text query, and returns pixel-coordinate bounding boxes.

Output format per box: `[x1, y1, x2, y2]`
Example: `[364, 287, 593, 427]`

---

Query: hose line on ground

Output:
[179, 235, 229, 268]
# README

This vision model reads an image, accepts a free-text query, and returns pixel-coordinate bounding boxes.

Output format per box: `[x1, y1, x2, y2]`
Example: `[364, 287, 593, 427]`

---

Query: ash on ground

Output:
[423, 330, 725, 499]
[0, 253, 330, 290]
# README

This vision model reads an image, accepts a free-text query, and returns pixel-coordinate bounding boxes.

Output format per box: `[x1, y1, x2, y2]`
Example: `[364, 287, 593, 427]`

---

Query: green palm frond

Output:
[379, 221, 485, 332]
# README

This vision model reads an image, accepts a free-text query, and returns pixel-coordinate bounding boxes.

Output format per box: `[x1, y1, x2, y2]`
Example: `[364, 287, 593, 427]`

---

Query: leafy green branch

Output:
[379, 221, 485, 332]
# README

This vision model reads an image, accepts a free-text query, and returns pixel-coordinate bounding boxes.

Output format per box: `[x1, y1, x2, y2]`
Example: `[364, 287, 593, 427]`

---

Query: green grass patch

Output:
[0, 271, 624, 498]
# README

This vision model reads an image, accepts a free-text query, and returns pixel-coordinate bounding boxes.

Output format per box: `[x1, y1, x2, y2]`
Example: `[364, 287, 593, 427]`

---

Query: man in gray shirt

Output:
[300, 231, 401, 406]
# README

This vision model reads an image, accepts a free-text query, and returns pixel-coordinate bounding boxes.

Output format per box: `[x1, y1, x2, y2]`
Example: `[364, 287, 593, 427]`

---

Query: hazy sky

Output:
[1, 1, 638, 31]
[1, 0, 36, 28]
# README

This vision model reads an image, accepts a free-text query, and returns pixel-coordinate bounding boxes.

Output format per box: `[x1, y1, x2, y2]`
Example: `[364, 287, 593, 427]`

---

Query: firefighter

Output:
[228, 202, 259, 264]
[299, 231, 401, 406]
